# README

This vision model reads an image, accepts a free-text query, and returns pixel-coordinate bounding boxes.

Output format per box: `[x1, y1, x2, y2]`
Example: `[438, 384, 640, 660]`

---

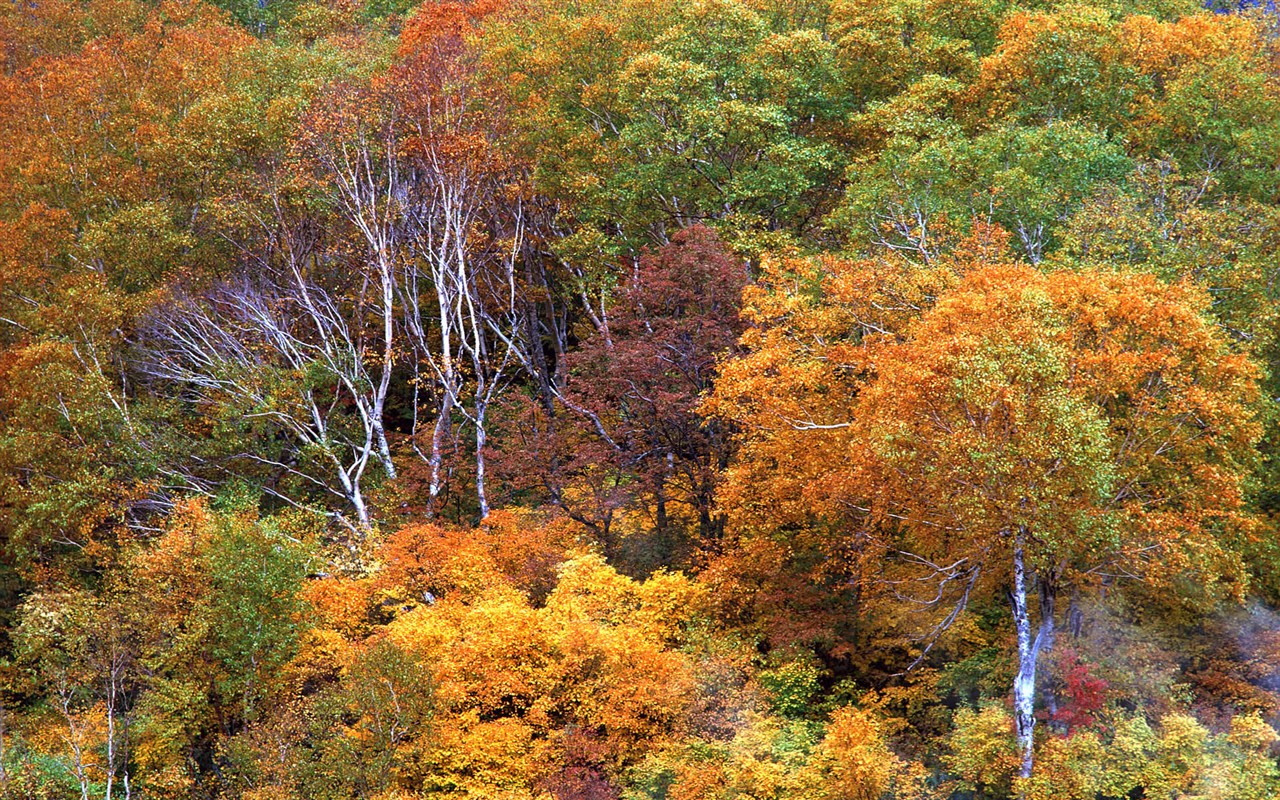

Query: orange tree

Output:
[709, 256, 1263, 780]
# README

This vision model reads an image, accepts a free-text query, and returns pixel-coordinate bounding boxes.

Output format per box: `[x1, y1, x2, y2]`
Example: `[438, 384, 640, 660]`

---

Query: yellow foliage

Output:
[1020, 710, 1280, 800]
[811, 707, 895, 800]
[382, 552, 701, 793]
[945, 703, 1020, 796]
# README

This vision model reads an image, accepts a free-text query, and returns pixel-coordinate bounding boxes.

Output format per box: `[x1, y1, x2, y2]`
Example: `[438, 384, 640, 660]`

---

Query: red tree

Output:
[498, 225, 747, 557]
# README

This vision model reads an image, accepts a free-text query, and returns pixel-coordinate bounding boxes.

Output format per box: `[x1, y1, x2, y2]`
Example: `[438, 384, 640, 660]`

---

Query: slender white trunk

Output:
[373, 419, 395, 479]
[57, 682, 91, 800]
[1011, 527, 1037, 781]
[428, 388, 454, 513]
[426, 235, 461, 515]
[374, 251, 397, 480]
[306, 393, 373, 533]
[105, 675, 115, 800]
[475, 395, 489, 519]
[1010, 536, 1059, 784]
[339, 469, 371, 532]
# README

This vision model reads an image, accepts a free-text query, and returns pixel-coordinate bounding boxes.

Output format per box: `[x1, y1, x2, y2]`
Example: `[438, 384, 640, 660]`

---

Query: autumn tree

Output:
[712, 257, 1262, 779]
[498, 225, 746, 560]
[393, 3, 529, 518]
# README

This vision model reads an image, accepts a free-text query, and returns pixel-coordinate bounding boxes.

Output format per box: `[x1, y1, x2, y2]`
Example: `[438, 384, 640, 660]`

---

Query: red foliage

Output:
[1050, 648, 1109, 734]
[493, 225, 748, 550]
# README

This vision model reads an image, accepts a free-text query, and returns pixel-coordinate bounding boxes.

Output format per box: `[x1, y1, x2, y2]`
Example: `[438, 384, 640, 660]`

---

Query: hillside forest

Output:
[6, 0, 1280, 797]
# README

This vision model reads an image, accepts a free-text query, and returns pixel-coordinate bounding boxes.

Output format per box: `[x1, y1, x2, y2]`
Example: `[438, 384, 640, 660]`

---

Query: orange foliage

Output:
[374, 508, 582, 604]
[377, 552, 703, 792]
[302, 576, 376, 640]
[398, 0, 506, 58]
[712, 253, 1260, 599]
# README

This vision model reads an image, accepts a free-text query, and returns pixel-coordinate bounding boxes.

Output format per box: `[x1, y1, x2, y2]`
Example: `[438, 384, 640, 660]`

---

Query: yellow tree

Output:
[711, 257, 1262, 779]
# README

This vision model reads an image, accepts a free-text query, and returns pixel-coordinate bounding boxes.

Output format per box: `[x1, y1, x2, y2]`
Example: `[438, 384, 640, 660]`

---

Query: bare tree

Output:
[301, 85, 409, 482]
[393, 37, 531, 519]
[402, 157, 527, 518]
[138, 278, 383, 533]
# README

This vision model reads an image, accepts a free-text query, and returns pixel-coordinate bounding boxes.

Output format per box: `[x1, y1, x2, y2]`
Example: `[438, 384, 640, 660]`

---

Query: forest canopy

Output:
[3, 0, 1280, 797]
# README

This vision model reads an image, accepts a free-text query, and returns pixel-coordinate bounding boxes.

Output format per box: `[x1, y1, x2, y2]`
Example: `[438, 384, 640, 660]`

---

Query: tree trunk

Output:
[428, 390, 454, 515]
[1037, 573, 1058, 724]
[1011, 527, 1038, 781]
[335, 463, 371, 534]
[475, 395, 490, 519]
[373, 418, 396, 480]
[1067, 587, 1084, 639]
[373, 251, 398, 481]
[1010, 533, 1060, 782]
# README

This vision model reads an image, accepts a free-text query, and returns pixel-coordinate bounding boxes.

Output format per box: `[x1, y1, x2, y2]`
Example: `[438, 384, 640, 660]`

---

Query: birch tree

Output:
[394, 8, 528, 517]
[138, 278, 384, 533]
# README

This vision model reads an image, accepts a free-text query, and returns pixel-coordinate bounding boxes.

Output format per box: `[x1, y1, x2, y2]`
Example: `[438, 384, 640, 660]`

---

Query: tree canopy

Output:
[2, 0, 1280, 797]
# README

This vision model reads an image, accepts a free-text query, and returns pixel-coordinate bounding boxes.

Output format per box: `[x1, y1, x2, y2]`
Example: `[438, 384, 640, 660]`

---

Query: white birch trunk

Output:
[1011, 527, 1037, 781]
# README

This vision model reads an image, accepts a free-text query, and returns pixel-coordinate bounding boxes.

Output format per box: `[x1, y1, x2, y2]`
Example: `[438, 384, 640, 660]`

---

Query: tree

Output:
[480, 0, 848, 254]
[370, 549, 702, 796]
[294, 79, 408, 488]
[12, 589, 139, 800]
[384, 1, 526, 518]
[123, 499, 314, 792]
[138, 278, 388, 533]
[497, 225, 746, 558]
[711, 258, 1262, 779]
[834, 120, 1131, 264]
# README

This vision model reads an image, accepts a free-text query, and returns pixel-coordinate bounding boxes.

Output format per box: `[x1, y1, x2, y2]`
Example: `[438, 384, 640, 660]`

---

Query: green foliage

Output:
[278, 640, 434, 800]
[1020, 711, 1280, 800]
[758, 657, 824, 719]
[201, 511, 314, 715]
[482, 0, 848, 250]
[837, 120, 1131, 262]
